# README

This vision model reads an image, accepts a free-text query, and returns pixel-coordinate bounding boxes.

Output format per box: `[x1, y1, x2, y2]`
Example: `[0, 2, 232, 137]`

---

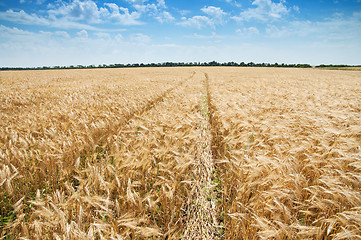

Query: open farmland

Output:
[0, 67, 360, 239]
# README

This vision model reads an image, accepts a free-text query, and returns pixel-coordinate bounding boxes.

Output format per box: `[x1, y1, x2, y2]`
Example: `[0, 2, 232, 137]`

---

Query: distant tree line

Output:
[315, 64, 361, 68]
[1, 61, 317, 71]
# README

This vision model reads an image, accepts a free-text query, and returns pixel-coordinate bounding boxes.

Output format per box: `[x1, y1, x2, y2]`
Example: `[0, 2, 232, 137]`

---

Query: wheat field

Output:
[0, 67, 360, 239]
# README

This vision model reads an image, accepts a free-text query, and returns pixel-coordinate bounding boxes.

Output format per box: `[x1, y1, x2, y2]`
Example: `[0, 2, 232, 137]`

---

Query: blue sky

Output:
[0, 0, 360, 67]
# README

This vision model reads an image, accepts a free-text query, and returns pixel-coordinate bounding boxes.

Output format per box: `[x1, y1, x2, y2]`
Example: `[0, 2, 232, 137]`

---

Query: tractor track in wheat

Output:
[183, 72, 223, 239]
[62, 71, 196, 163]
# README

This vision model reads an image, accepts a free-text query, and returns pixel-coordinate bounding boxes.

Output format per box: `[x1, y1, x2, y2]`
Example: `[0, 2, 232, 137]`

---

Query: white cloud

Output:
[130, 33, 151, 43]
[179, 15, 212, 28]
[77, 29, 88, 38]
[125, 0, 147, 4]
[189, 32, 223, 39]
[134, 3, 158, 14]
[179, 6, 227, 28]
[236, 27, 260, 36]
[265, 24, 288, 37]
[233, 0, 290, 22]
[293, 5, 300, 13]
[104, 3, 142, 25]
[0, 25, 157, 67]
[0, 24, 33, 37]
[1, 23, 360, 67]
[0, 1, 144, 29]
[179, 10, 191, 16]
[19, 0, 26, 3]
[157, 0, 166, 8]
[222, 0, 242, 7]
[125, 0, 168, 10]
[0, 9, 99, 30]
[265, 14, 361, 40]
[128, 0, 174, 23]
[115, 33, 123, 41]
[51, 20, 97, 29]
[155, 11, 174, 23]
[55, 31, 71, 38]
[201, 6, 227, 25]
[1, 1, 360, 67]
[95, 32, 110, 39]
[0, 9, 49, 25]
[48, 0, 104, 23]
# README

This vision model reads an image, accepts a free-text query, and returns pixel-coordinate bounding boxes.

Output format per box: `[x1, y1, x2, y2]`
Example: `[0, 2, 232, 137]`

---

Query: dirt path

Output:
[183, 72, 220, 239]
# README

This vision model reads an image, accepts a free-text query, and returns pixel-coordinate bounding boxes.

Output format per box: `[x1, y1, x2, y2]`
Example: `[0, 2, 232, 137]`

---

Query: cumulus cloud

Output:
[77, 29, 88, 38]
[0, 9, 98, 29]
[155, 11, 174, 23]
[179, 15, 212, 28]
[201, 6, 227, 24]
[0, 9, 49, 25]
[48, 0, 105, 23]
[0, 0, 145, 29]
[104, 3, 142, 25]
[0, 25, 69, 51]
[157, 0, 166, 8]
[133, 3, 157, 14]
[128, 0, 173, 23]
[233, 0, 290, 22]
[179, 6, 226, 28]
[2, 0, 174, 29]
[0, 24, 33, 37]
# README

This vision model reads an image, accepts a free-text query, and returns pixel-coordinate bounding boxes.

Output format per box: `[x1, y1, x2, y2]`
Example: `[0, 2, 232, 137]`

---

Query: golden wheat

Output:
[0, 67, 196, 238]
[207, 67, 361, 239]
[1, 67, 360, 239]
